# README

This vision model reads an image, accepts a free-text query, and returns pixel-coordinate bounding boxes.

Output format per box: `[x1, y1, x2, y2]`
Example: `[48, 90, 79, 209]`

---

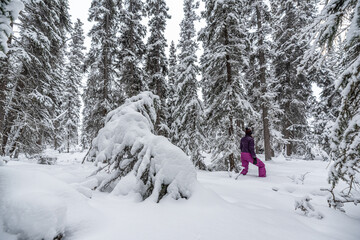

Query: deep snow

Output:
[0, 151, 359, 240]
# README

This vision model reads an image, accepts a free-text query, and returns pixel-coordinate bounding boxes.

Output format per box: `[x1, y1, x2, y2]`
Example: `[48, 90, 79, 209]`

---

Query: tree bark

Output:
[0, 66, 6, 155]
[256, 5, 272, 161]
[0, 30, 13, 155]
[224, 25, 237, 172]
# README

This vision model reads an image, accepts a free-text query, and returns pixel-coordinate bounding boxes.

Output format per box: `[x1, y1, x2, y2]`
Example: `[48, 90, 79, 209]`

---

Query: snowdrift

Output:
[0, 167, 92, 240]
[89, 92, 197, 202]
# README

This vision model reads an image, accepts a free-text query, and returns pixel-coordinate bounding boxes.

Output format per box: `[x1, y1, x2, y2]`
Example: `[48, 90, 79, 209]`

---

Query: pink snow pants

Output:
[240, 152, 266, 177]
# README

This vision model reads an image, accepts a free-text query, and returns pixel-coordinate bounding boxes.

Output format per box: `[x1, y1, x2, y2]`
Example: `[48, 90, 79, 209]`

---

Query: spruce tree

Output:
[199, 0, 252, 172]
[0, 45, 18, 155]
[309, 50, 340, 160]
[117, 0, 147, 98]
[272, 0, 316, 156]
[306, 0, 360, 209]
[83, 0, 119, 147]
[172, 0, 206, 169]
[244, 0, 274, 160]
[167, 40, 177, 138]
[62, 19, 85, 152]
[0, 0, 22, 154]
[2, 0, 71, 156]
[145, 0, 170, 136]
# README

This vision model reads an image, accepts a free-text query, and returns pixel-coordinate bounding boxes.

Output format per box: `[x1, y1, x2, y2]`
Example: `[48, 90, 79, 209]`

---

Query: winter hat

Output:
[245, 127, 252, 135]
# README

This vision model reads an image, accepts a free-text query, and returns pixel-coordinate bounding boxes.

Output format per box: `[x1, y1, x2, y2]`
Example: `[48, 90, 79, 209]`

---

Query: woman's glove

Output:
[253, 157, 257, 165]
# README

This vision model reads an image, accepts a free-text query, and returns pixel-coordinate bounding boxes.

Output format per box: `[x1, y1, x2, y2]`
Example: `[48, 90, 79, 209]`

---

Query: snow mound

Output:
[0, 167, 89, 239]
[89, 91, 197, 202]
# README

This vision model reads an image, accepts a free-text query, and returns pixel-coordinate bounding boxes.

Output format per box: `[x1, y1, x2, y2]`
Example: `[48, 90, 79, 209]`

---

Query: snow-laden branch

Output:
[0, 0, 24, 57]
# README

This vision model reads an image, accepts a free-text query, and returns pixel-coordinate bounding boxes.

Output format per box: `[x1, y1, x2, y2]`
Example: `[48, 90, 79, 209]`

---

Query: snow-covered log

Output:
[89, 92, 197, 202]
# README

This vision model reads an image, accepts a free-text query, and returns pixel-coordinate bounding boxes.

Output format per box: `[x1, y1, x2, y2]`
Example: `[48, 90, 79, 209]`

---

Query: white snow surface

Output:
[0, 152, 359, 240]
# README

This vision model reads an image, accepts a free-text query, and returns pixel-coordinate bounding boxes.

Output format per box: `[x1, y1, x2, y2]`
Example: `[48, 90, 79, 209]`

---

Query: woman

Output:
[239, 127, 266, 177]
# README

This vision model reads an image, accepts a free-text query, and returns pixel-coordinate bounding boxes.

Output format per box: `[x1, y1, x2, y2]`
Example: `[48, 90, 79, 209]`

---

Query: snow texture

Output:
[0, 167, 92, 240]
[89, 91, 197, 202]
[1, 154, 359, 240]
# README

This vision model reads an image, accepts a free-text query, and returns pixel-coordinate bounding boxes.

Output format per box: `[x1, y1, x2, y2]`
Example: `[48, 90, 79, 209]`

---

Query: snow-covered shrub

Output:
[37, 149, 59, 165]
[288, 172, 310, 185]
[322, 188, 360, 213]
[37, 156, 57, 165]
[295, 196, 324, 219]
[88, 92, 197, 202]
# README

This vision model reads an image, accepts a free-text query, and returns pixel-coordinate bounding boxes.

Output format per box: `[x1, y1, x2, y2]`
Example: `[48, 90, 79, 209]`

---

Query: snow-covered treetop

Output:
[89, 91, 197, 202]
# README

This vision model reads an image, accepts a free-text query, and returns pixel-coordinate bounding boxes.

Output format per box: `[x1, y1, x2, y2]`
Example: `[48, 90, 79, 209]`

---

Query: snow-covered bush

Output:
[288, 172, 310, 185]
[37, 156, 57, 165]
[295, 196, 324, 219]
[322, 188, 360, 213]
[88, 92, 197, 202]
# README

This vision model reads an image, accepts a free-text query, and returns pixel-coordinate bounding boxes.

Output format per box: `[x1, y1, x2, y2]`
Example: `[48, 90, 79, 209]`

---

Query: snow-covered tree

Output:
[167, 40, 177, 137]
[305, 0, 360, 209]
[145, 0, 170, 136]
[117, 0, 147, 99]
[1, 0, 71, 156]
[172, 0, 206, 169]
[82, 0, 119, 147]
[309, 50, 341, 160]
[199, 0, 253, 172]
[244, 0, 275, 160]
[88, 91, 197, 202]
[271, 0, 317, 156]
[62, 19, 85, 152]
[0, 48, 19, 156]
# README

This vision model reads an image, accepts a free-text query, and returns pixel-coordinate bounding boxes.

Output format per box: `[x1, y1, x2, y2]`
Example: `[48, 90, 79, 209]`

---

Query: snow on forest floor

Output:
[1, 151, 360, 240]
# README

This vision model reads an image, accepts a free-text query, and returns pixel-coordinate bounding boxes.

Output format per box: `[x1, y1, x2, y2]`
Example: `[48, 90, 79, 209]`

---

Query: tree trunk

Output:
[67, 128, 70, 153]
[256, 5, 271, 161]
[284, 119, 292, 156]
[0, 66, 6, 155]
[224, 25, 237, 172]
[1, 75, 18, 155]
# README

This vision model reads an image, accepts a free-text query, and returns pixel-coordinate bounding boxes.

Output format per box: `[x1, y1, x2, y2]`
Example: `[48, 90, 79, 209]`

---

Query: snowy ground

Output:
[1, 151, 359, 240]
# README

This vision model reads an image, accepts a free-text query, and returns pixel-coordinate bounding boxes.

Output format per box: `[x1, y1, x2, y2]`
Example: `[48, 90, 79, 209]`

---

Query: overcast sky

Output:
[68, 0, 205, 55]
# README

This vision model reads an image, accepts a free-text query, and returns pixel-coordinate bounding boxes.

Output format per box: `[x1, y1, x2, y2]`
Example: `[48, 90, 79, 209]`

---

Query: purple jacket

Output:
[240, 135, 256, 158]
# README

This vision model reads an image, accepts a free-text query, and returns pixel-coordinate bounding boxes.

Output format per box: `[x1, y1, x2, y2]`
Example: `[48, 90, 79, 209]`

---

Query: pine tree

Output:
[199, 0, 253, 172]
[83, 0, 119, 147]
[117, 0, 147, 98]
[272, 0, 317, 156]
[1, 0, 71, 156]
[62, 19, 85, 152]
[0, 46, 18, 155]
[306, 0, 360, 209]
[172, 0, 206, 169]
[244, 0, 274, 160]
[145, 0, 170, 136]
[167, 40, 177, 138]
[0, 0, 22, 154]
[309, 50, 340, 160]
